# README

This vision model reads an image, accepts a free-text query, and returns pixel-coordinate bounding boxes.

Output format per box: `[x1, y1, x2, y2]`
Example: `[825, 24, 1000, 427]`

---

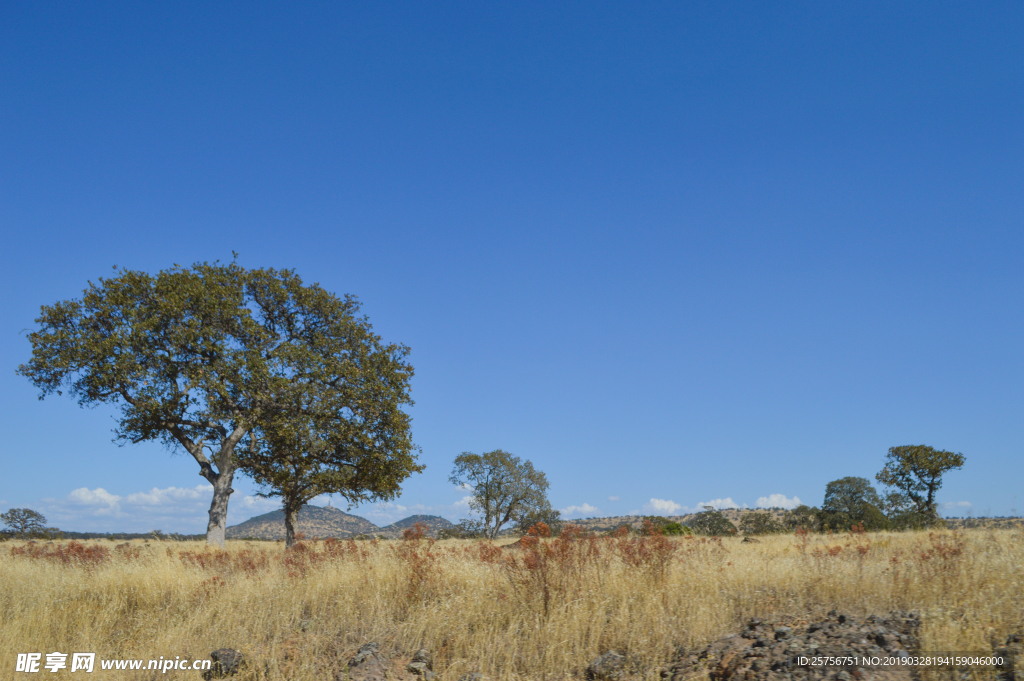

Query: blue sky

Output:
[1, 2, 1021, 533]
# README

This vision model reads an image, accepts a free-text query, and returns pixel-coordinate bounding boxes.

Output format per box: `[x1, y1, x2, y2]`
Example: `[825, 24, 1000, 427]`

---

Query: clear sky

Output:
[1, 2, 1021, 533]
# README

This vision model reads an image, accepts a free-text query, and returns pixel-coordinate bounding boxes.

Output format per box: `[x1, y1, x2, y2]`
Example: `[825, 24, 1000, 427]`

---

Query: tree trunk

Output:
[206, 465, 235, 548]
[186, 426, 245, 548]
[284, 505, 297, 549]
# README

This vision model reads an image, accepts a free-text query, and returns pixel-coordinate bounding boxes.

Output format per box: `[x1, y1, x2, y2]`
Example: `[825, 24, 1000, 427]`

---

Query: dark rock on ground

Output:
[407, 648, 436, 680]
[662, 612, 921, 681]
[588, 650, 627, 680]
[995, 633, 1022, 681]
[340, 642, 389, 681]
[202, 648, 245, 680]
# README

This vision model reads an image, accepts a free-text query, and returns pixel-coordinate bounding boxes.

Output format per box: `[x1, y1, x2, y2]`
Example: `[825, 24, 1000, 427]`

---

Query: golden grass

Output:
[1, 527, 1022, 680]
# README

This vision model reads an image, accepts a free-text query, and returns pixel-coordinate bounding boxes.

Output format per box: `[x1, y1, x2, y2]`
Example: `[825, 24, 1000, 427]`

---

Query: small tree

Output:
[876, 445, 965, 524]
[449, 450, 552, 539]
[739, 511, 785, 535]
[1, 508, 47, 538]
[782, 504, 821, 532]
[689, 506, 738, 536]
[820, 477, 887, 531]
[513, 504, 563, 536]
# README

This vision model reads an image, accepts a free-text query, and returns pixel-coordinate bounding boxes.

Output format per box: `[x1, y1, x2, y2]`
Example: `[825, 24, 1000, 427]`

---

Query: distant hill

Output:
[225, 505, 378, 540]
[379, 515, 455, 538]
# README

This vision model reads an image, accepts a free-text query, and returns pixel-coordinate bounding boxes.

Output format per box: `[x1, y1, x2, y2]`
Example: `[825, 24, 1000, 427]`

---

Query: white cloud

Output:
[561, 503, 599, 517]
[124, 485, 207, 506]
[941, 501, 972, 514]
[453, 495, 474, 508]
[697, 498, 741, 510]
[644, 498, 683, 514]
[755, 494, 801, 510]
[44, 485, 216, 533]
[67, 487, 122, 511]
[608, 496, 620, 501]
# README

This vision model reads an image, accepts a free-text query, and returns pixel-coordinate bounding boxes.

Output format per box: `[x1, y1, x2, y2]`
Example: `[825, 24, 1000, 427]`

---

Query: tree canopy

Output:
[236, 342, 420, 548]
[876, 445, 965, 524]
[449, 450, 552, 539]
[18, 261, 418, 546]
[738, 511, 785, 535]
[1, 508, 48, 538]
[820, 476, 887, 531]
[690, 506, 738, 536]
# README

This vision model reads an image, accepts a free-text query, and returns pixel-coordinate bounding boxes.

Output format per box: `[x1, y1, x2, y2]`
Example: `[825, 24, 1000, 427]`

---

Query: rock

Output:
[342, 642, 389, 681]
[995, 631, 1023, 681]
[587, 651, 626, 680]
[407, 648, 435, 679]
[202, 649, 244, 680]
[663, 612, 922, 681]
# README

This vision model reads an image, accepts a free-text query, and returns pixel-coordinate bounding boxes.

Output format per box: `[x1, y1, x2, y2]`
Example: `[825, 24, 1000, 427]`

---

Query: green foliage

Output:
[689, 506, 738, 536]
[738, 511, 785, 535]
[449, 450, 552, 539]
[639, 516, 692, 536]
[17, 261, 419, 547]
[233, 273, 421, 547]
[1, 509, 49, 538]
[820, 477, 887, 531]
[881, 491, 936, 531]
[514, 505, 563, 536]
[876, 445, 965, 524]
[663, 521, 692, 536]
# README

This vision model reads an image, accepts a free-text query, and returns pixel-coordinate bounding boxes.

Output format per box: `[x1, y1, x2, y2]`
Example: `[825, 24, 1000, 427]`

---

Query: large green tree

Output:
[875, 445, 965, 525]
[449, 450, 552, 539]
[820, 476, 888, 531]
[18, 261, 416, 547]
[1, 508, 48, 538]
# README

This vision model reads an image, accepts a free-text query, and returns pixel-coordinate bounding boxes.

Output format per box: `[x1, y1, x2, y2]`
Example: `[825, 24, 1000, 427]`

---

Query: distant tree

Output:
[880, 491, 934, 531]
[440, 519, 488, 539]
[449, 450, 552, 539]
[782, 505, 822, 532]
[820, 477, 887, 531]
[513, 504, 563, 536]
[18, 261, 414, 547]
[876, 445, 965, 525]
[1, 508, 47, 538]
[663, 521, 693, 536]
[690, 506, 738, 537]
[638, 516, 692, 536]
[739, 511, 785, 535]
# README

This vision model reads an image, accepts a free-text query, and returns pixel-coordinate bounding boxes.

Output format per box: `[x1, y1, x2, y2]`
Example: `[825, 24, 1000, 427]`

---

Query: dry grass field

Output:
[2, 525, 1022, 680]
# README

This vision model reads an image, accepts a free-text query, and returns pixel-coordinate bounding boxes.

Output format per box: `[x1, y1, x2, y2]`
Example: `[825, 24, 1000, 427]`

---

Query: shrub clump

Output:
[690, 507, 738, 536]
[739, 511, 785, 535]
